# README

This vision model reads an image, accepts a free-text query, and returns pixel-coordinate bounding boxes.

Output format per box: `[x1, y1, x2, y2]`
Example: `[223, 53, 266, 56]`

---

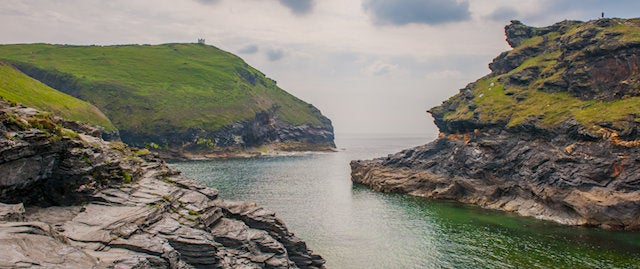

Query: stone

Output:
[0, 202, 24, 221]
[0, 222, 98, 268]
[0, 99, 326, 268]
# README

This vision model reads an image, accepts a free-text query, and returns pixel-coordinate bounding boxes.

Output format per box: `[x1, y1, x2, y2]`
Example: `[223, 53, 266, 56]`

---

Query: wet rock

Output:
[352, 129, 640, 230]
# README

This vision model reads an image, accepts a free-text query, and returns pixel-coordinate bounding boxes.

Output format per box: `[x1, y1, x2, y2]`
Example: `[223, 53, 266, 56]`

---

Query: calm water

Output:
[170, 134, 640, 268]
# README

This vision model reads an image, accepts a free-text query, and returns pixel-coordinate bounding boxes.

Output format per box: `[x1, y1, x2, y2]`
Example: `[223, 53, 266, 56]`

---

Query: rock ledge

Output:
[0, 100, 325, 268]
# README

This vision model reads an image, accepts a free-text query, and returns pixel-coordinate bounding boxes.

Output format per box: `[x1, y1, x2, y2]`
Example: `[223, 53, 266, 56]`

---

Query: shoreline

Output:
[152, 142, 337, 161]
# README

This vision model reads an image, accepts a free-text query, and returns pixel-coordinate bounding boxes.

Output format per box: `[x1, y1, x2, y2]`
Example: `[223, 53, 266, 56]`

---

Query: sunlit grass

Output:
[0, 43, 325, 136]
[0, 62, 115, 130]
[441, 19, 640, 133]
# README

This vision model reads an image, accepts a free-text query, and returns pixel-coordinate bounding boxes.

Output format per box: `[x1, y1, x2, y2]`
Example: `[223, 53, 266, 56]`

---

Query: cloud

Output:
[278, 0, 314, 15]
[425, 69, 463, 80]
[238, 44, 259, 54]
[266, 48, 285, 61]
[194, 0, 221, 5]
[364, 60, 399, 76]
[362, 0, 471, 26]
[512, 0, 640, 26]
[193, 0, 314, 15]
[486, 6, 519, 22]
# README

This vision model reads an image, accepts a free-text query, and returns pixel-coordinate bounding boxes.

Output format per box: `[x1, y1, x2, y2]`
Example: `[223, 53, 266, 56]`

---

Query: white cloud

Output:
[1, 0, 638, 133]
[425, 70, 463, 80]
[363, 60, 400, 76]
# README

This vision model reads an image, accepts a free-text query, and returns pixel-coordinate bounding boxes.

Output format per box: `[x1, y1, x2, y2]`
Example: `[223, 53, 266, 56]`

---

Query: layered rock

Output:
[128, 107, 336, 160]
[0, 100, 325, 268]
[351, 18, 640, 230]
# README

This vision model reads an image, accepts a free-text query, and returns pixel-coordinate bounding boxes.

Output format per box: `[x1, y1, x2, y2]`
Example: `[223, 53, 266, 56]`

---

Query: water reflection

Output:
[170, 134, 640, 268]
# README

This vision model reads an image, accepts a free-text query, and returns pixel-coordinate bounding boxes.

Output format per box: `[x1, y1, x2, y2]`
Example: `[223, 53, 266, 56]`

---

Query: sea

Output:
[169, 133, 640, 269]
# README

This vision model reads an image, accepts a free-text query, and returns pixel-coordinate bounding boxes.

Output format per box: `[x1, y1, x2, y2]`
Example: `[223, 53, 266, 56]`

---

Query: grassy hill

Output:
[431, 18, 640, 137]
[0, 43, 332, 150]
[0, 61, 115, 131]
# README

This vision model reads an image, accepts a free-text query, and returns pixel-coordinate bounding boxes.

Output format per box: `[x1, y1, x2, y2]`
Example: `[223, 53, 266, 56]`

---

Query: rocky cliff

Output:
[0, 43, 335, 158]
[127, 106, 335, 160]
[351, 18, 640, 230]
[0, 99, 325, 268]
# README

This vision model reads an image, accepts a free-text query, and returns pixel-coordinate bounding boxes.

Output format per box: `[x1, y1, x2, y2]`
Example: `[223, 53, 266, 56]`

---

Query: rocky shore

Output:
[120, 107, 336, 161]
[351, 18, 640, 230]
[0, 100, 325, 268]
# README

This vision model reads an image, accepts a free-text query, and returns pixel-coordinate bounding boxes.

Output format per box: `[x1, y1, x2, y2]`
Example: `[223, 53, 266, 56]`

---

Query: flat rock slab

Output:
[0, 222, 97, 268]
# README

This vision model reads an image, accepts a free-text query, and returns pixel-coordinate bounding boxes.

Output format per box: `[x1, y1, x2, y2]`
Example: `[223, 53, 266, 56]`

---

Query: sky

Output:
[2, 0, 640, 136]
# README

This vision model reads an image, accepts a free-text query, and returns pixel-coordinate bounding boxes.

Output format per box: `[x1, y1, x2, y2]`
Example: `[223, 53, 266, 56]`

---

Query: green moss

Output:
[122, 172, 132, 184]
[516, 35, 544, 50]
[607, 20, 640, 43]
[196, 137, 216, 148]
[145, 142, 161, 149]
[0, 62, 115, 131]
[134, 148, 151, 155]
[256, 145, 269, 153]
[110, 142, 127, 152]
[63, 129, 78, 138]
[81, 153, 92, 164]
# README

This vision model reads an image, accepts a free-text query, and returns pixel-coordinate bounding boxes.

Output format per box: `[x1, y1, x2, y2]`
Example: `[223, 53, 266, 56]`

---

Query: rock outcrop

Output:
[126, 107, 336, 160]
[0, 100, 325, 268]
[351, 18, 640, 230]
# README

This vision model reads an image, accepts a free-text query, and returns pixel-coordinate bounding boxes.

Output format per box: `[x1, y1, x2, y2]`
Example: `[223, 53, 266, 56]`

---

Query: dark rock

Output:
[0, 99, 326, 268]
[352, 130, 640, 229]
[505, 20, 535, 48]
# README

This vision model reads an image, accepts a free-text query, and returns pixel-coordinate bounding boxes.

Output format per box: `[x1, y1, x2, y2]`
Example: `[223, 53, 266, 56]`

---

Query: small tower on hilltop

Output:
[197, 38, 205, 45]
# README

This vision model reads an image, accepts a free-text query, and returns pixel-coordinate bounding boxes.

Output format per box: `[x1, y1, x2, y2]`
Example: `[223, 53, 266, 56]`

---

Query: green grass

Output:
[0, 43, 327, 138]
[442, 19, 640, 133]
[448, 74, 640, 133]
[0, 62, 115, 130]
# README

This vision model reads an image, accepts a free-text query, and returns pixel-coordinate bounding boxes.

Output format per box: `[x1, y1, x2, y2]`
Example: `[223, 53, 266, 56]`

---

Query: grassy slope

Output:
[0, 62, 115, 130]
[443, 19, 640, 133]
[0, 43, 324, 136]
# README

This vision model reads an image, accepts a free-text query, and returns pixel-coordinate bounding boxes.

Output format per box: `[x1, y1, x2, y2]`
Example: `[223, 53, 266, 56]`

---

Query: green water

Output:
[169, 134, 640, 268]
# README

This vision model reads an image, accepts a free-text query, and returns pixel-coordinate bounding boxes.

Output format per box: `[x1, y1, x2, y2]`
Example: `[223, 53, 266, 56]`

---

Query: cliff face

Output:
[0, 43, 335, 157]
[351, 18, 640, 230]
[122, 106, 335, 159]
[0, 100, 325, 268]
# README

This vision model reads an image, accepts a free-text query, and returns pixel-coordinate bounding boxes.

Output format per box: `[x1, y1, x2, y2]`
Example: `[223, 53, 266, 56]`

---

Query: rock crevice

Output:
[0, 100, 325, 268]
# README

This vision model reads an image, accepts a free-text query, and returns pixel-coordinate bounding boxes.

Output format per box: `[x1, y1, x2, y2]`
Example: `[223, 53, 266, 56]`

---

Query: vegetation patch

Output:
[0, 62, 115, 130]
[0, 44, 328, 143]
[442, 19, 640, 134]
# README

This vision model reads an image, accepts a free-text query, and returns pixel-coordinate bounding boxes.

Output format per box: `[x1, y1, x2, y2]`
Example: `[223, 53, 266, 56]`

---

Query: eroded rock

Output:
[0, 100, 325, 268]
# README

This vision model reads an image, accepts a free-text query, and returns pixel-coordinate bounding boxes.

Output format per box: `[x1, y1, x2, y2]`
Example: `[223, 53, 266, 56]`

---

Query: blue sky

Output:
[1, 0, 639, 136]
